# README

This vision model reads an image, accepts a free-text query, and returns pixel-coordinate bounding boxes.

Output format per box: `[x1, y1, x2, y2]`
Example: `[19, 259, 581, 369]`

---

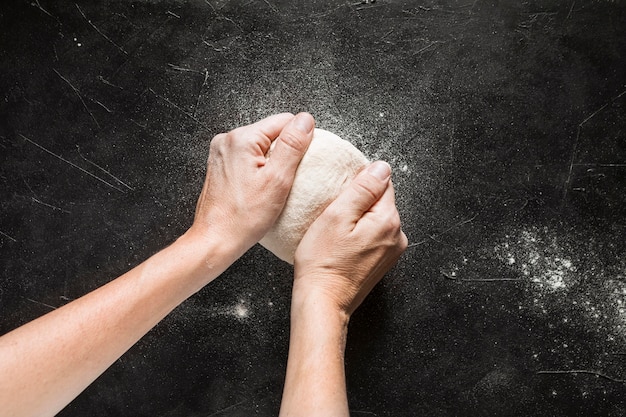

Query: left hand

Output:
[189, 112, 315, 257]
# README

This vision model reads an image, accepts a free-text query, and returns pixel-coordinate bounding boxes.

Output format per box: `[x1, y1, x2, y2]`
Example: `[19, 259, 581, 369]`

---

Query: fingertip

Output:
[293, 112, 315, 134]
[365, 161, 391, 181]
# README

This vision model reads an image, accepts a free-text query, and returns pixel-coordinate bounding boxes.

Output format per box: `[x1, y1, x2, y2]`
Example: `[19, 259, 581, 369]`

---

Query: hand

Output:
[189, 112, 315, 257]
[293, 161, 408, 317]
[280, 161, 406, 417]
[0, 114, 316, 417]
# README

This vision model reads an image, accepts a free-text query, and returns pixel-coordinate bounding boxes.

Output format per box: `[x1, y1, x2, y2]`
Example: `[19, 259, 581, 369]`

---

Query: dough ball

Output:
[260, 128, 369, 264]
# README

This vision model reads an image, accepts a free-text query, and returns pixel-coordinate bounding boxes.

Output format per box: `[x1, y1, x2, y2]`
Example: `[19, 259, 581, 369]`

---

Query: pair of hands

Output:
[190, 112, 407, 317]
[0, 112, 405, 417]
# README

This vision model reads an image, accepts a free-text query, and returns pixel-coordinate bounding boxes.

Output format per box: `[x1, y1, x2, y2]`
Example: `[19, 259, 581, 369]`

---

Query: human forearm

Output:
[281, 161, 407, 417]
[280, 287, 350, 417]
[0, 230, 235, 417]
[0, 113, 316, 417]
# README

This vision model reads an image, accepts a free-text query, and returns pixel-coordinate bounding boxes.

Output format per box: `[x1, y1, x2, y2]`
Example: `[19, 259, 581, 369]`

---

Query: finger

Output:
[357, 180, 403, 233]
[265, 112, 315, 176]
[365, 181, 407, 251]
[232, 112, 295, 142]
[329, 161, 391, 222]
[366, 177, 397, 215]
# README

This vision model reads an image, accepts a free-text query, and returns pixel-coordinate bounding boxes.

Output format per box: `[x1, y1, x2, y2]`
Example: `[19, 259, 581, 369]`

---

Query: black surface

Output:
[1, 0, 626, 416]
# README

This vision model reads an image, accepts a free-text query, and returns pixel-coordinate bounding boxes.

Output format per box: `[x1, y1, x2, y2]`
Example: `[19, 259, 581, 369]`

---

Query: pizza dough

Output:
[259, 128, 369, 264]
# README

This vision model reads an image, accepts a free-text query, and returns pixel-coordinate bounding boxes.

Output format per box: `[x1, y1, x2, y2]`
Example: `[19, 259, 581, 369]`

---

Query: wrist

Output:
[290, 282, 351, 335]
[281, 280, 351, 417]
[166, 227, 241, 292]
[181, 224, 243, 262]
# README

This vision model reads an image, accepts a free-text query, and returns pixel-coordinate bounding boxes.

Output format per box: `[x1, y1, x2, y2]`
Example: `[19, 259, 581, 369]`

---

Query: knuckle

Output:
[228, 131, 247, 146]
[323, 204, 345, 223]
[220, 128, 250, 147]
[387, 214, 401, 231]
[278, 131, 307, 154]
[387, 217, 400, 234]
[352, 177, 381, 202]
[261, 169, 292, 198]
[271, 171, 293, 193]
[398, 231, 409, 251]
[228, 125, 246, 137]
[209, 133, 227, 148]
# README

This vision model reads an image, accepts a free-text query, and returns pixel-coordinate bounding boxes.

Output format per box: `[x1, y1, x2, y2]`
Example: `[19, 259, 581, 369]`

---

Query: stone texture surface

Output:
[1, 1, 625, 415]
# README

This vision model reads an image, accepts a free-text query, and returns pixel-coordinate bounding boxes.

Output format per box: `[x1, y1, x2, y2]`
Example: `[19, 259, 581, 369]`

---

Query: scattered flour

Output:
[493, 226, 626, 349]
[443, 224, 626, 351]
[494, 227, 577, 293]
[230, 300, 250, 320]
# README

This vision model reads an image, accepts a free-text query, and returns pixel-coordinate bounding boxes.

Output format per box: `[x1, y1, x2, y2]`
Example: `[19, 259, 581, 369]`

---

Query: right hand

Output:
[292, 161, 408, 317]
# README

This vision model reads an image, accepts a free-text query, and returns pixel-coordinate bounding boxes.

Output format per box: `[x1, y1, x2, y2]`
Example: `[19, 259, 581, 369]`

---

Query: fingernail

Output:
[367, 161, 391, 181]
[293, 113, 314, 134]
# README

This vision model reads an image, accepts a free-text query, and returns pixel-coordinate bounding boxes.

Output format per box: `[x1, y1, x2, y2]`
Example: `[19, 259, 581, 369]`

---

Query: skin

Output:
[280, 161, 407, 417]
[0, 112, 407, 417]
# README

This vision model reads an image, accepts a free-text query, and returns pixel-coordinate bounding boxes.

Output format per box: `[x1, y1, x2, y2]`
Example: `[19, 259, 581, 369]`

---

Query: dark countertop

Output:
[1, 1, 625, 415]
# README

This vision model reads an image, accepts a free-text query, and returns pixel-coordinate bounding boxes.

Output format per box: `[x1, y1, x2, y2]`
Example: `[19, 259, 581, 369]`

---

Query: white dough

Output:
[260, 128, 369, 264]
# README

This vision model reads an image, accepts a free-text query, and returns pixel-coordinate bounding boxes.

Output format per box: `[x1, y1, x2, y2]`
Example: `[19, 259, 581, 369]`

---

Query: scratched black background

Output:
[1, 1, 626, 416]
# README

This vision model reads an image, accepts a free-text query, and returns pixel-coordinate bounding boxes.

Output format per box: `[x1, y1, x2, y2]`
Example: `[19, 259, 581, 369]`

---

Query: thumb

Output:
[332, 161, 391, 221]
[265, 112, 315, 177]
